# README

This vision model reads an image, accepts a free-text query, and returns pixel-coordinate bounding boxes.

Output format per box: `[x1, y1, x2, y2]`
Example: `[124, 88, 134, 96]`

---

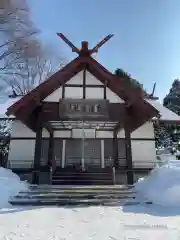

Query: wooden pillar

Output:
[32, 124, 43, 184]
[62, 140, 66, 168]
[48, 131, 54, 167]
[124, 125, 134, 184]
[113, 131, 119, 168]
[101, 140, 105, 168]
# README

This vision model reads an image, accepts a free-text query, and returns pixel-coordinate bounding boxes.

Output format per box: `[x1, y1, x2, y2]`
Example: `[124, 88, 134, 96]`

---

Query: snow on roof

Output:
[0, 97, 21, 119]
[146, 99, 180, 122]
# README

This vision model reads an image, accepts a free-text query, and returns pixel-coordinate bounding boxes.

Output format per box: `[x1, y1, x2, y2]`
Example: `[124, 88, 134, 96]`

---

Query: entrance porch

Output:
[33, 119, 134, 185]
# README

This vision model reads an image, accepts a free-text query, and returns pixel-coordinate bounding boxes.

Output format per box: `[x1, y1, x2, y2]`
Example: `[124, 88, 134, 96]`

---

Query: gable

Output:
[67, 71, 84, 85]
[43, 69, 124, 103]
[106, 88, 124, 103]
[43, 86, 62, 102]
[7, 55, 159, 132]
[86, 71, 103, 85]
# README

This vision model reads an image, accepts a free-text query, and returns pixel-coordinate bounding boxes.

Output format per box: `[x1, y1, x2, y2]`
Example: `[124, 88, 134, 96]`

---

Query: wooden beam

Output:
[48, 131, 54, 169]
[32, 123, 43, 184]
[124, 123, 134, 184]
[83, 68, 86, 99]
[113, 131, 119, 168]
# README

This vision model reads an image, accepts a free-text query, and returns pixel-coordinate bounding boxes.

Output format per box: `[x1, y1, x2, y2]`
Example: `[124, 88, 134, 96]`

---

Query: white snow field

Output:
[135, 161, 180, 207]
[0, 167, 29, 208]
[1, 165, 180, 239]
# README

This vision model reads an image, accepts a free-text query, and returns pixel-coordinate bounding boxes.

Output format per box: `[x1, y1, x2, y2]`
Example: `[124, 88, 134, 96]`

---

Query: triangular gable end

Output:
[43, 69, 124, 103]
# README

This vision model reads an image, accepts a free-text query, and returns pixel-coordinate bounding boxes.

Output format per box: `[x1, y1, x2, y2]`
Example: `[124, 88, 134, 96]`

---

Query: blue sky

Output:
[28, 0, 180, 101]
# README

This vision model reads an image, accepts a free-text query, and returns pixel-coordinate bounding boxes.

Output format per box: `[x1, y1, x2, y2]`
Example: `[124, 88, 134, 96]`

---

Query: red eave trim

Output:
[6, 56, 82, 115]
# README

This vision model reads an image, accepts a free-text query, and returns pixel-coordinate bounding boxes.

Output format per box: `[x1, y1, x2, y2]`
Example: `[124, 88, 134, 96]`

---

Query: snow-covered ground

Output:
[0, 205, 180, 239]
[135, 161, 180, 207]
[0, 167, 29, 208]
[1, 162, 180, 239]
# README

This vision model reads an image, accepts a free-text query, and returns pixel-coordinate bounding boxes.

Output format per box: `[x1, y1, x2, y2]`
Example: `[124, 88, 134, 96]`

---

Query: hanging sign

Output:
[59, 99, 109, 119]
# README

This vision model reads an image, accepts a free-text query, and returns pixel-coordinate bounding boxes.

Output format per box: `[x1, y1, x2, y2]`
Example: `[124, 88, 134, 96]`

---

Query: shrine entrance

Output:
[6, 32, 159, 185]
[49, 119, 119, 171]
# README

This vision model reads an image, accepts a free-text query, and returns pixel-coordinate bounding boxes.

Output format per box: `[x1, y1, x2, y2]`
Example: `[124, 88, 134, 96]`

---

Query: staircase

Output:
[9, 185, 141, 206]
[52, 169, 113, 185]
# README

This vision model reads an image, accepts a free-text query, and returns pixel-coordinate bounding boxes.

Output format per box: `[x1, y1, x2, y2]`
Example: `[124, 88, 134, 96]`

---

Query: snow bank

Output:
[0, 167, 29, 208]
[135, 161, 180, 207]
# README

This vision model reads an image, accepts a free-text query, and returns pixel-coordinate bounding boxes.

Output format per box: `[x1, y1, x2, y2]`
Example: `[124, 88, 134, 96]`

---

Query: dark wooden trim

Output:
[64, 84, 105, 88]
[9, 137, 156, 141]
[62, 84, 65, 98]
[32, 123, 43, 184]
[48, 132, 54, 167]
[83, 69, 86, 99]
[125, 124, 134, 184]
[53, 128, 74, 131]
[11, 167, 152, 175]
[113, 131, 118, 167]
[70, 129, 73, 138]
[131, 138, 155, 141]
[103, 85, 106, 99]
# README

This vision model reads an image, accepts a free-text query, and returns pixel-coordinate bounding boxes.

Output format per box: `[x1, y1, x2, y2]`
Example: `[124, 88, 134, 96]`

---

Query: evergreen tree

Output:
[154, 122, 173, 148]
[163, 79, 180, 115]
[114, 68, 148, 96]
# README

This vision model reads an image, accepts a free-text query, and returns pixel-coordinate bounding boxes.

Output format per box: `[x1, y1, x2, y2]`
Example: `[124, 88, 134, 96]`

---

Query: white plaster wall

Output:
[131, 121, 155, 139]
[68, 71, 83, 84]
[8, 139, 35, 168]
[8, 121, 49, 168]
[116, 122, 155, 139]
[106, 88, 124, 103]
[54, 131, 71, 138]
[65, 87, 83, 99]
[86, 71, 103, 85]
[131, 140, 156, 167]
[72, 129, 95, 138]
[43, 87, 62, 102]
[11, 120, 49, 138]
[96, 131, 113, 138]
[86, 87, 104, 99]
[11, 120, 36, 138]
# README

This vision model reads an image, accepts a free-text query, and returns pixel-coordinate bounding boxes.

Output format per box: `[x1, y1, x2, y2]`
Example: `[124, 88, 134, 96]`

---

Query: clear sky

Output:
[28, 0, 180, 101]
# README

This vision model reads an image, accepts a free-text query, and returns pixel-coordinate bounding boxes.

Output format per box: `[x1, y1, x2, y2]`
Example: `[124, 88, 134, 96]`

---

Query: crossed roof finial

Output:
[57, 33, 114, 56]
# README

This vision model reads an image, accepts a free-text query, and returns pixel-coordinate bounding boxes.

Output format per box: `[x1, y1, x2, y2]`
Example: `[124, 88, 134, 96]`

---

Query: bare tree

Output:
[0, 0, 66, 96]
[0, 0, 40, 74]
[4, 51, 65, 96]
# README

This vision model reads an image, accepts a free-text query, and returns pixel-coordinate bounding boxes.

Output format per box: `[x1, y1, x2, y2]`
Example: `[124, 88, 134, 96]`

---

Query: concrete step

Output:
[54, 172, 112, 175]
[15, 194, 136, 200]
[10, 184, 137, 206]
[18, 190, 135, 196]
[29, 184, 134, 190]
[22, 189, 135, 194]
[9, 198, 140, 206]
[52, 175, 113, 180]
[52, 178, 112, 185]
